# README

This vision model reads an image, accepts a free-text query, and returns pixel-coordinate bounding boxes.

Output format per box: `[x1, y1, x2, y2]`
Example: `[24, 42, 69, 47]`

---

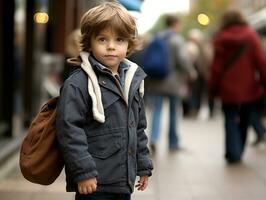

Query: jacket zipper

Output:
[102, 70, 128, 105]
[113, 76, 127, 104]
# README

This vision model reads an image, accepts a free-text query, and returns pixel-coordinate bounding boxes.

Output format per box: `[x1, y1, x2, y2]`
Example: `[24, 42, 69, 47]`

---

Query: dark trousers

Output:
[222, 102, 254, 162]
[75, 192, 131, 200]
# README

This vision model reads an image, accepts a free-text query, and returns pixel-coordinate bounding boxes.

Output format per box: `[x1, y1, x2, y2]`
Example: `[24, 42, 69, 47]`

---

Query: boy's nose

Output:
[107, 41, 115, 49]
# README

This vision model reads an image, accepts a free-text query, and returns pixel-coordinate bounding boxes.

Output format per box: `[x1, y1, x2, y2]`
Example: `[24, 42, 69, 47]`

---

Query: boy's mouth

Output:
[105, 55, 117, 57]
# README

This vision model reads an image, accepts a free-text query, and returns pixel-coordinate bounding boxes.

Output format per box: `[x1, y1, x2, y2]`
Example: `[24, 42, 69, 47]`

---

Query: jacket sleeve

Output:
[136, 93, 153, 177]
[56, 81, 98, 183]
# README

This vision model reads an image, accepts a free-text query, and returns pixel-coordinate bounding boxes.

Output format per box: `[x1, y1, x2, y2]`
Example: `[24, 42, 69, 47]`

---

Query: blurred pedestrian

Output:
[184, 29, 212, 118]
[208, 9, 266, 164]
[145, 14, 196, 153]
[128, 33, 153, 105]
[56, 2, 153, 200]
[128, 33, 152, 67]
[62, 29, 81, 81]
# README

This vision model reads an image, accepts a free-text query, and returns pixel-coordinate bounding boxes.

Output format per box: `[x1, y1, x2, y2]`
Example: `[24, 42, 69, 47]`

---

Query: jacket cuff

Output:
[74, 170, 98, 183]
[137, 157, 153, 177]
[67, 155, 98, 183]
[137, 169, 152, 177]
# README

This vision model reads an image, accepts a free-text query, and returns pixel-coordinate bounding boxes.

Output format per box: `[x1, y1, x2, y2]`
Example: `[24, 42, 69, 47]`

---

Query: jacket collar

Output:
[89, 55, 129, 89]
[79, 51, 145, 123]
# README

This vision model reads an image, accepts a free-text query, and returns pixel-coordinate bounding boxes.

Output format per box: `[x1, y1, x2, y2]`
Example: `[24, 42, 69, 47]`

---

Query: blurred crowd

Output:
[127, 8, 266, 163]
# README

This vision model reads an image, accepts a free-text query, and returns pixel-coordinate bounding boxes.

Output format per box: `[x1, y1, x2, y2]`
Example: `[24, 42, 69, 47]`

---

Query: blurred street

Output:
[1, 104, 266, 200]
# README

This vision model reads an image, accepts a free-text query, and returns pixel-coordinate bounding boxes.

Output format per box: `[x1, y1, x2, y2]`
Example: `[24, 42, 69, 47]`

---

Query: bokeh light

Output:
[197, 13, 210, 26]
[34, 12, 49, 24]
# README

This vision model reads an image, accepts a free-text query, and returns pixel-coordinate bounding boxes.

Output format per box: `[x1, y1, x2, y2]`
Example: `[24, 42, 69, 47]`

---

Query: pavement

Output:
[1, 102, 266, 200]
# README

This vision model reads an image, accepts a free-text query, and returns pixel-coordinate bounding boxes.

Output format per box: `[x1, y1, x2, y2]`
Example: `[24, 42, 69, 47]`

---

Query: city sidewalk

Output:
[1, 104, 266, 200]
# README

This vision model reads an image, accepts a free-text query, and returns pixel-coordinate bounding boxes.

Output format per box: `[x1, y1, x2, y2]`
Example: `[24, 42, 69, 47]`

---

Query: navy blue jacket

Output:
[56, 59, 153, 194]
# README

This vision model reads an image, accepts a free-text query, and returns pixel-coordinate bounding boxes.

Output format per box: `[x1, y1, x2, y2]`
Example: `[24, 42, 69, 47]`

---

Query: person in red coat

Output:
[208, 9, 266, 163]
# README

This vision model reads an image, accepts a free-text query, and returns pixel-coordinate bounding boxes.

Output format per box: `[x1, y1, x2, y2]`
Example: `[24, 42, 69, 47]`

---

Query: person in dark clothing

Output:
[55, 2, 153, 200]
[208, 9, 266, 164]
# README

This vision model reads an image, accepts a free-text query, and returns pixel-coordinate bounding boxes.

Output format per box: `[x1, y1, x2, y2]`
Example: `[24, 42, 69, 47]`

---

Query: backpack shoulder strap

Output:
[224, 43, 249, 70]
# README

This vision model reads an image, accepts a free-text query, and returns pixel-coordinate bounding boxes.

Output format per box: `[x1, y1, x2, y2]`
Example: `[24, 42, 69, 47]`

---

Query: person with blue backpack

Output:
[144, 15, 196, 154]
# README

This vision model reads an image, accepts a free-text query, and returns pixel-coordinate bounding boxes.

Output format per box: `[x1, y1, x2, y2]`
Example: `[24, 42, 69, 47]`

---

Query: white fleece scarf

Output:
[80, 51, 144, 123]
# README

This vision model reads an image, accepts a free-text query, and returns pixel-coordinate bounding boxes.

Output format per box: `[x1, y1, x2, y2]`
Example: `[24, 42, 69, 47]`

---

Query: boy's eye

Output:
[117, 38, 125, 42]
[98, 37, 106, 42]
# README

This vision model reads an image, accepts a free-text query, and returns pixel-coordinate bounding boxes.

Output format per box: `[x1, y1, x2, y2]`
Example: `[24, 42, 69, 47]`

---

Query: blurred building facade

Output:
[241, 0, 266, 34]
[240, 0, 266, 14]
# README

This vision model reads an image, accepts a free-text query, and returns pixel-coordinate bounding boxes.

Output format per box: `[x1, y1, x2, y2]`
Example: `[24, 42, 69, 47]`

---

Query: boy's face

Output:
[90, 27, 129, 72]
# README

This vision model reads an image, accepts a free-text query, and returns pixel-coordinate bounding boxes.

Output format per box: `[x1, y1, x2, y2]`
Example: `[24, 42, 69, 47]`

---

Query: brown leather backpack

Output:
[19, 97, 64, 185]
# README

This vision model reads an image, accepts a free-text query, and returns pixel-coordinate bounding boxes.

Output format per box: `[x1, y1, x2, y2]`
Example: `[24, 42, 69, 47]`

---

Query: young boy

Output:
[55, 2, 153, 200]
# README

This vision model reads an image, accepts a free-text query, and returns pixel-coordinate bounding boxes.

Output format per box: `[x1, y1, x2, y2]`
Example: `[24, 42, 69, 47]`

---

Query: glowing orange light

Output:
[34, 12, 49, 24]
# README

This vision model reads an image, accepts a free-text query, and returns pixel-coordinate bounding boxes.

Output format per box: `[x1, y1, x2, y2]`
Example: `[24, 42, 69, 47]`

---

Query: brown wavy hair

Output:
[80, 2, 140, 55]
[220, 9, 248, 29]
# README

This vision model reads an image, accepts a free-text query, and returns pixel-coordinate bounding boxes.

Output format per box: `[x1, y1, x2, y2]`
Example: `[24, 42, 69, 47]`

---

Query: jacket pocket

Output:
[86, 129, 125, 184]
[101, 89, 120, 109]
[87, 129, 121, 159]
